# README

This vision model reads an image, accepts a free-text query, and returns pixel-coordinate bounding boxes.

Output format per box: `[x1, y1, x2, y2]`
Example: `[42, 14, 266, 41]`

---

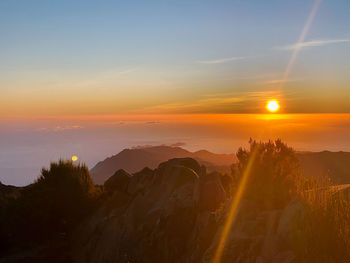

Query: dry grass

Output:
[293, 176, 350, 262]
[233, 140, 350, 262]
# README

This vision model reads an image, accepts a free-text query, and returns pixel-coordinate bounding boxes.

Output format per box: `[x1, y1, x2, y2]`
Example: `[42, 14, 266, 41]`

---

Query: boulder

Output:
[127, 167, 154, 195]
[197, 171, 226, 211]
[72, 159, 306, 263]
[72, 158, 203, 263]
[103, 169, 131, 194]
[158, 157, 202, 177]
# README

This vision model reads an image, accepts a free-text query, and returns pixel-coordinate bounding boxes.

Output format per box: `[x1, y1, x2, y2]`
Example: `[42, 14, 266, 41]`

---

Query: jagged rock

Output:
[157, 157, 202, 177]
[0, 182, 20, 208]
[72, 158, 305, 263]
[277, 198, 305, 243]
[127, 167, 154, 195]
[90, 146, 236, 184]
[202, 198, 301, 263]
[72, 158, 208, 263]
[219, 172, 234, 196]
[197, 171, 226, 211]
[271, 250, 295, 263]
[103, 169, 131, 194]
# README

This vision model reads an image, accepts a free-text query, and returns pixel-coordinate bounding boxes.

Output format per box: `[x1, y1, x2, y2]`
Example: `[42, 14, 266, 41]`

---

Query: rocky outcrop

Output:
[103, 169, 131, 194]
[0, 182, 20, 208]
[72, 158, 303, 263]
[90, 146, 236, 184]
[197, 171, 227, 212]
[203, 199, 302, 263]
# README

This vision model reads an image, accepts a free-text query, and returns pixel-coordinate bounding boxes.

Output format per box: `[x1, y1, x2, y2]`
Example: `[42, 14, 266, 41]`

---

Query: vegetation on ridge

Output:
[0, 160, 100, 258]
[1, 140, 350, 262]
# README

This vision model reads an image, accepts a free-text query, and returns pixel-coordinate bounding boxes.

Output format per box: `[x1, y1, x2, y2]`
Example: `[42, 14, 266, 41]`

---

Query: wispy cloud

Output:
[145, 121, 161, 125]
[262, 78, 300, 85]
[36, 125, 83, 132]
[116, 68, 137, 75]
[170, 142, 186, 147]
[277, 39, 350, 51]
[141, 90, 284, 114]
[197, 57, 245, 64]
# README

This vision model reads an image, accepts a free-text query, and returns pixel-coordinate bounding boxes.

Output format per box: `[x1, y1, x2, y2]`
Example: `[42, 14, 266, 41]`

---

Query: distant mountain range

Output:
[91, 146, 350, 185]
[298, 151, 350, 184]
[3, 146, 350, 262]
[90, 146, 236, 184]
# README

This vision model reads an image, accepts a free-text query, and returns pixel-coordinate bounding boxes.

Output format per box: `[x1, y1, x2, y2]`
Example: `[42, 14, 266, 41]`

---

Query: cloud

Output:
[141, 90, 284, 114]
[197, 57, 245, 64]
[53, 125, 83, 131]
[262, 78, 300, 85]
[145, 121, 161, 125]
[116, 68, 137, 75]
[277, 39, 350, 51]
[36, 125, 83, 132]
[131, 142, 186, 149]
[131, 145, 152, 149]
[170, 142, 186, 147]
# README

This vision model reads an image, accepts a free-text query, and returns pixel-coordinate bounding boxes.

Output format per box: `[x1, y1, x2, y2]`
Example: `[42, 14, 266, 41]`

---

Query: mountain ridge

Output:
[91, 146, 350, 185]
[90, 146, 237, 184]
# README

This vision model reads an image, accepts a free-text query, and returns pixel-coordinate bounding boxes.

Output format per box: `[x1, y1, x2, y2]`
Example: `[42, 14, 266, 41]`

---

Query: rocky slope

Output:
[91, 146, 350, 185]
[73, 158, 301, 263]
[90, 146, 236, 184]
[0, 182, 20, 208]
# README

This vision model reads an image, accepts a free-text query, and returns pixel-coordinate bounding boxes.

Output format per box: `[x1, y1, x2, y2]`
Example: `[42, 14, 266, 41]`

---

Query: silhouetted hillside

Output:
[90, 146, 236, 184]
[73, 140, 350, 262]
[298, 151, 350, 184]
[0, 182, 20, 208]
[0, 161, 99, 262]
[2, 141, 350, 262]
[91, 146, 350, 185]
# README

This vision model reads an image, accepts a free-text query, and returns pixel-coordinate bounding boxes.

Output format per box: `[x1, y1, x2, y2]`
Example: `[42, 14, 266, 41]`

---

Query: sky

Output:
[3, 114, 350, 186]
[1, 0, 350, 185]
[1, 0, 350, 116]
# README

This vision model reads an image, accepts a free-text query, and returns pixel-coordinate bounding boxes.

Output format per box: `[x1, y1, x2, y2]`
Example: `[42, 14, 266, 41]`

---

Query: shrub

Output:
[232, 139, 304, 209]
[4, 160, 98, 245]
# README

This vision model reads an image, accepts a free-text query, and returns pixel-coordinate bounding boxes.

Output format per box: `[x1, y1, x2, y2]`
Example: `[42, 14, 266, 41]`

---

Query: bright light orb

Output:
[266, 100, 280, 112]
[71, 156, 78, 162]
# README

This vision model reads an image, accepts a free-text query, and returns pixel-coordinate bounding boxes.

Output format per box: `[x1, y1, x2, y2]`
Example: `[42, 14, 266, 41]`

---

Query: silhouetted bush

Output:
[232, 139, 304, 209]
[3, 160, 99, 247]
[233, 139, 350, 261]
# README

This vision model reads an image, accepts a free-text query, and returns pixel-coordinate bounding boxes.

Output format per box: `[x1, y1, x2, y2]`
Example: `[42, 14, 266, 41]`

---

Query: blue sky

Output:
[2, 0, 350, 185]
[0, 0, 350, 115]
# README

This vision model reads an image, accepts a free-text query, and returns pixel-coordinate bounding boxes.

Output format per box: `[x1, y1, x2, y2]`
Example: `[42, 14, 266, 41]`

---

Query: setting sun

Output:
[3, 1, 350, 262]
[266, 100, 280, 112]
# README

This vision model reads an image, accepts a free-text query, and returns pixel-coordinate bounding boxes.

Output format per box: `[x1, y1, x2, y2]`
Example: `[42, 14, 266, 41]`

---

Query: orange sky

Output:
[2, 0, 350, 185]
[2, 113, 350, 185]
[2, 113, 350, 152]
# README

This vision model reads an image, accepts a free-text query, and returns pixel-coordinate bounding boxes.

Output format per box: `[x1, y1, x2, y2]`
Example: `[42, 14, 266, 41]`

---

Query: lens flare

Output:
[212, 149, 258, 263]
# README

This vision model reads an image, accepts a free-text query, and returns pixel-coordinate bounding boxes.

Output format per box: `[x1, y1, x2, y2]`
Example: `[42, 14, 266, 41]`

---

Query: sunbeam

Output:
[279, 0, 322, 89]
[212, 148, 258, 263]
[211, 4, 323, 261]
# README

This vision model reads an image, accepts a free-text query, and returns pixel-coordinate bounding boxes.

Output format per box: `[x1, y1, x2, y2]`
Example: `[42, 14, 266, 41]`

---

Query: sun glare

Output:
[266, 100, 280, 113]
[72, 155, 78, 162]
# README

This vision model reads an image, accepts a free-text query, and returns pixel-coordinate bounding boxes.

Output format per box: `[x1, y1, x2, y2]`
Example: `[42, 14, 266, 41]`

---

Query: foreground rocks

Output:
[72, 158, 303, 263]
[0, 183, 20, 208]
